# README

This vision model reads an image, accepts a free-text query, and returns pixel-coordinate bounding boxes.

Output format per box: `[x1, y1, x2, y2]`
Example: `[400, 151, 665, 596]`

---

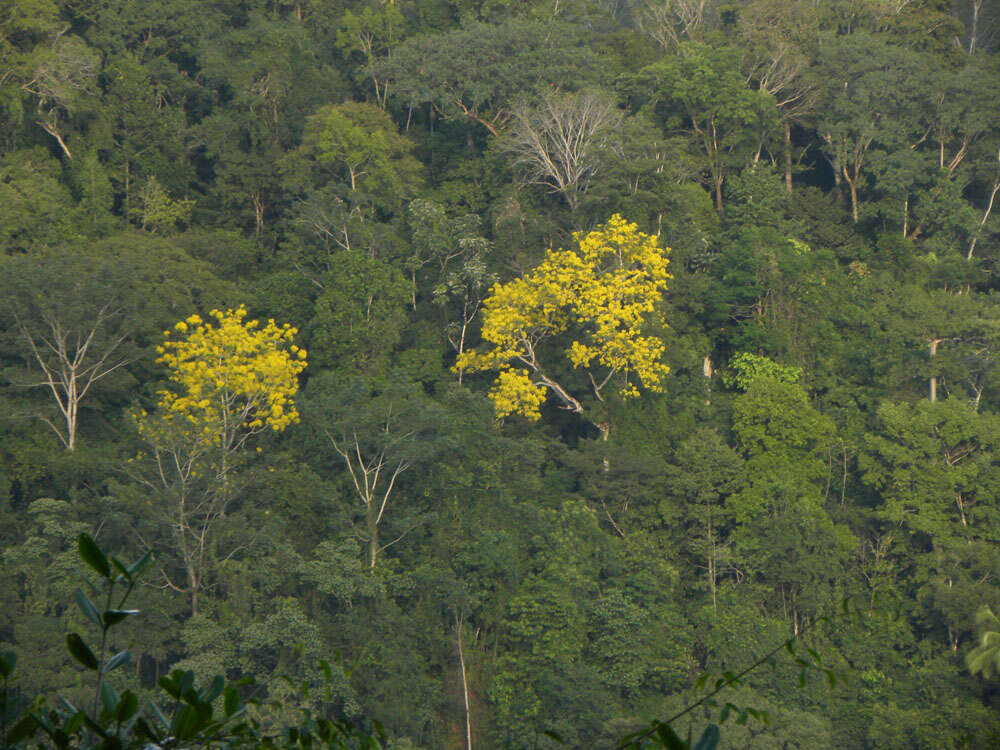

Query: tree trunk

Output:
[39, 120, 72, 160]
[252, 192, 264, 238]
[707, 505, 717, 617]
[929, 338, 939, 403]
[599, 421, 610, 473]
[968, 173, 1000, 260]
[66, 382, 77, 451]
[457, 617, 473, 750]
[703, 355, 713, 405]
[969, 0, 982, 55]
[846, 174, 859, 223]
[784, 122, 793, 196]
[368, 513, 378, 570]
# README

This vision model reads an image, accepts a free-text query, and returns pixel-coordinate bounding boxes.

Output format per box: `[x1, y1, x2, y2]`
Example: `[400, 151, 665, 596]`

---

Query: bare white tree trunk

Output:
[928, 338, 947, 403]
[968, 0, 983, 55]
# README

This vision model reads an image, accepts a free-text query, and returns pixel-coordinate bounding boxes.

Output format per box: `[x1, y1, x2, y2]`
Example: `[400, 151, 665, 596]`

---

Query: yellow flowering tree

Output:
[133, 305, 307, 614]
[151, 305, 307, 454]
[456, 214, 671, 429]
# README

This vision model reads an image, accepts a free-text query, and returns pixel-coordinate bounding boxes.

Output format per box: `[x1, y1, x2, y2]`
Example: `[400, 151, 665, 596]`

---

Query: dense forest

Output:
[2, 0, 1000, 746]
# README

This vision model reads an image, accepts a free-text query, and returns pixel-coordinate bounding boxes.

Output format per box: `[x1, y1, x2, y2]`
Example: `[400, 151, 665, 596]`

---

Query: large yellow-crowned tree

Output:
[456, 214, 671, 431]
[134, 305, 307, 613]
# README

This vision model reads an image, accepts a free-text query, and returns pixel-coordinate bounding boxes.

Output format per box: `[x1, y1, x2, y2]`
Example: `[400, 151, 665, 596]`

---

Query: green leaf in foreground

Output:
[78, 534, 111, 578]
[66, 634, 99, 671]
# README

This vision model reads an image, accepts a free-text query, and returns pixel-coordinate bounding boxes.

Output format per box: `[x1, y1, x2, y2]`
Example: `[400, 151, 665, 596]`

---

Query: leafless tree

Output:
[14, 304, 130, 451]
[4, 251, 133, 451]
[638, 0, 712, 50]
[327, 414, 415, 571]
[504, 90, 621, 209]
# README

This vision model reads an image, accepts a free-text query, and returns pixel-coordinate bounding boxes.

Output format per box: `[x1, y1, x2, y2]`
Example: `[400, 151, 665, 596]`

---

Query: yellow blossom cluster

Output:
[456, 214, 671, 419]
[489, 369, 547, 420]
[150, 305, 307, 448]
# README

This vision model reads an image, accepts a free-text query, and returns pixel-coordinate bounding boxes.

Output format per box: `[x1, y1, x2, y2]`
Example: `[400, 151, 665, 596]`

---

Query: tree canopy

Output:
[3, 0, 1000, 746]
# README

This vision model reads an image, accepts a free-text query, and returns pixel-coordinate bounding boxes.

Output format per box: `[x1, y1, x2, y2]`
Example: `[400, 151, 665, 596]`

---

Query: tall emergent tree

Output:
[134, 306, 307, 613]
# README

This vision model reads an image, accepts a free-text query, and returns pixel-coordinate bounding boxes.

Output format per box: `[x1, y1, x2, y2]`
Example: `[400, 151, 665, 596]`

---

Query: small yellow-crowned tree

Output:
[456, 214, 671, 427]
[149, 305, 307, 453]
[133, 305, 306, 614]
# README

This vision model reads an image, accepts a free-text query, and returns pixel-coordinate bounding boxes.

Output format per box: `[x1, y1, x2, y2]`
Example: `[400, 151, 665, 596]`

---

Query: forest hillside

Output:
[2, 0, 1000, 747]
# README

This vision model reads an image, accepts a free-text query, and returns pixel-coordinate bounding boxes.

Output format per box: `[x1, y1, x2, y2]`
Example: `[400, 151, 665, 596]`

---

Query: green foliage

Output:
[634, 42, 779, 210]
[3, 0, 1000, 746]
[967, 606, 1000, 678]
[375, 18, 599, 136]
[1, 534, 385, 749]
[307, 249, 409, 374]
[724, 352, 803, 390]
[294, 102, 423, 210]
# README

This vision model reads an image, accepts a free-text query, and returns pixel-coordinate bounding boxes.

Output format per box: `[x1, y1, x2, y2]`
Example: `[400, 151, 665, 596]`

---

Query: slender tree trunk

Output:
[841, 444, 848, 506]
[253, 192, 264, 238]
[597, 421, 627, 537]
[40, 121, 72, 160]
[66, 376, 77, 451]
[784, 122, 793, 196]
[968, 174, 1000, 260]
[368, 505, 378, 570]
[599, 421, 610, 473]
[846, 175, 859, 223]
[703, 355, 713, 405]
[456, 297, 469, 384]
[968, 0, 982, 55]
[929, 338, 939, 402]
[829, 152, 841, 188]
[457, 617, 473, 750]
[956, 494, 968, 527]
[707, 502, 717, 617]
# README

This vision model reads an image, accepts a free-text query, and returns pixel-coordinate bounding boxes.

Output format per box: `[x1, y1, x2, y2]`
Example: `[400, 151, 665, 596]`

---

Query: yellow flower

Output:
[142, 305, 308, 450]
